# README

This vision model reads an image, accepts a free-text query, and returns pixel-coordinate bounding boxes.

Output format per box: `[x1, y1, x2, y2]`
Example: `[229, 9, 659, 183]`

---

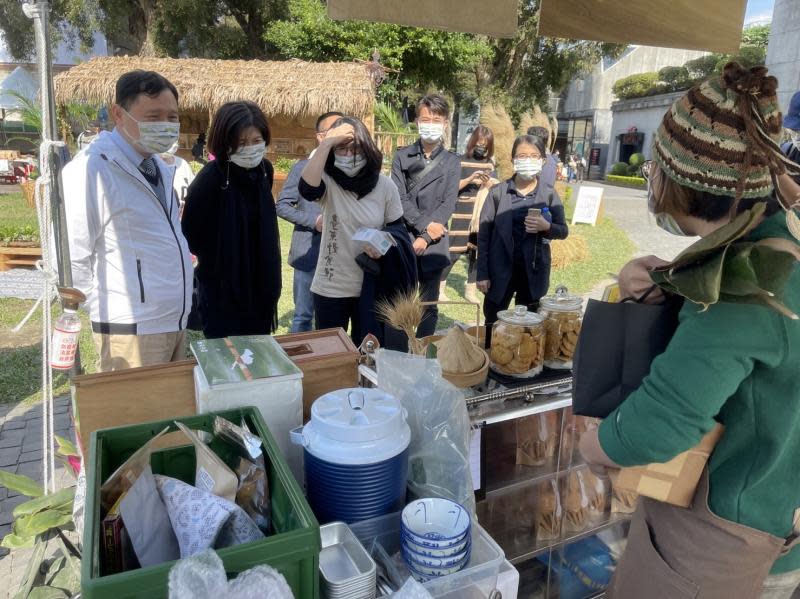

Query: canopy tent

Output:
[0, 66, 39, 111]
[328, 0, 748, 54]
[54, 56, 377, 158]
[538, 0, 747, 54]
[328, 0, 518, 38]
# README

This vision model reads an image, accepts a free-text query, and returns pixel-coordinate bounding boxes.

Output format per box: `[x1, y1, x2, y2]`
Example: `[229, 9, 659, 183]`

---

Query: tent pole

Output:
[23, 0, 73, 287]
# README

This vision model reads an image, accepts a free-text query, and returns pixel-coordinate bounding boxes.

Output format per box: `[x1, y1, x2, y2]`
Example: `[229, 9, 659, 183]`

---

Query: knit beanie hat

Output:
[652, 63, 793, 201]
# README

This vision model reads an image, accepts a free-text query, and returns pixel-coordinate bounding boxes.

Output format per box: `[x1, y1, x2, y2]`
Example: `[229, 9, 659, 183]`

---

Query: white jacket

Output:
[61, 130, 193, 335]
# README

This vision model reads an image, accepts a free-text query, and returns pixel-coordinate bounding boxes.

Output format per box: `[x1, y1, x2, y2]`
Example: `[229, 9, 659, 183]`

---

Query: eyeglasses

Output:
[640, 160, 654, 181]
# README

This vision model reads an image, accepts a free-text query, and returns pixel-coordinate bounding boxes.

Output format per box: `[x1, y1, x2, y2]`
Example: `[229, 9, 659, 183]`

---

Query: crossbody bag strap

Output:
[406, 150, 447, 195]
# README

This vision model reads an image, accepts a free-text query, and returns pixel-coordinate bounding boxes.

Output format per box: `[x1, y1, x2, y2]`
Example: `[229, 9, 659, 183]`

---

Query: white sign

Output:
[0, 160, 9, 173]
[571, 185, 604, 226]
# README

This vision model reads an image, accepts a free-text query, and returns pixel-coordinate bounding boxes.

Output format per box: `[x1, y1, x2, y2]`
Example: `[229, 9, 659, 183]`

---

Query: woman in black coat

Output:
[182, 101, 281, 339]
[477, 134, 569, 343]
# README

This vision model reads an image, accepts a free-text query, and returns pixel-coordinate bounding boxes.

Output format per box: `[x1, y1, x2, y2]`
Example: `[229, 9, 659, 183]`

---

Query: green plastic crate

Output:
[82, 407, 320, 599]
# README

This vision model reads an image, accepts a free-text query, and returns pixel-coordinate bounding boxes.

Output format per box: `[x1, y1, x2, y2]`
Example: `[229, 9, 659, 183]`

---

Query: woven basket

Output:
[20, 180, 36, 210]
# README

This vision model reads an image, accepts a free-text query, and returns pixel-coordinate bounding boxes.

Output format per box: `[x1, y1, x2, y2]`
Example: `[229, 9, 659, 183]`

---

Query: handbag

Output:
[572, 286, 684, 418]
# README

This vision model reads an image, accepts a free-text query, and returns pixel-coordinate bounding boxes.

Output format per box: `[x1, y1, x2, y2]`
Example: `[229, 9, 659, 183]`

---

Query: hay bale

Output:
[480, 104, 515, 179]
[551, 234, 589, 271]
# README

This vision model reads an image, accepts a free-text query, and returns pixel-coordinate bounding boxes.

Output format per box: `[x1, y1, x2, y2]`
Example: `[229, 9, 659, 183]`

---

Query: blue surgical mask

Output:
[648, 178, 690, 236]
[334, 154, 366, 177]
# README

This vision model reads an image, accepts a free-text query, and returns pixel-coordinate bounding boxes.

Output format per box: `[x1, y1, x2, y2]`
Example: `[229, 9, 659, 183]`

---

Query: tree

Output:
[741, 24, 770, 49]
[477, 0, 624, 119]
[658, 66, 691, 92]
[612, 72, 660, 100]
[263, 0, 490, 103]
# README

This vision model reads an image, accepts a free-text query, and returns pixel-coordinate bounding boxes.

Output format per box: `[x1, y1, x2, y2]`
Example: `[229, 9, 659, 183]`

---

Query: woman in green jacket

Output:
[580, 63, 800, 599]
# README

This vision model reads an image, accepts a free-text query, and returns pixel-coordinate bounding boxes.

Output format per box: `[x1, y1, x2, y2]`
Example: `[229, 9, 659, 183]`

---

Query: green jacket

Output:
[599, 211, 800, 573]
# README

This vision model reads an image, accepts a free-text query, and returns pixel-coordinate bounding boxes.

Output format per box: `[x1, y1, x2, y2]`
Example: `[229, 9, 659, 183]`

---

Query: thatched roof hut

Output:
[54, 56, 376, 159]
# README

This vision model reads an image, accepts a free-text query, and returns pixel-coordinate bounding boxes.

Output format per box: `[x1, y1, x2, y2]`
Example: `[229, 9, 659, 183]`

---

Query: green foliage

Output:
[609, 162, 630, 176]
[264, 0, 490, 102]
[0, 470, 43, 498]
[612, 72, 660, 100]
[628, 152, 646, 167]
[189, 161, 205, 175]
[658, 66, 692, 92]
[0, 224, 39, 245]
[741, 24, 771, 49]
[626, 164, 641, 176]
[605, 175, 647, 188]
[375, 102, 414, 133]
[272, 156, 299, 174]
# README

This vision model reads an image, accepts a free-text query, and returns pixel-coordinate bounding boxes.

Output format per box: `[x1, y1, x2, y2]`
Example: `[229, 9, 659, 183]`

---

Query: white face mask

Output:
[334, 154, 366, 177]
[418, 122, 445, 144]
[122, 108, 180, 156]
[164, 141, 179, 155]
[229, 141, 266, 169]
[514, 158, 544, 180]
[648, 179, 690, 236]
[791, 131, 800, 151]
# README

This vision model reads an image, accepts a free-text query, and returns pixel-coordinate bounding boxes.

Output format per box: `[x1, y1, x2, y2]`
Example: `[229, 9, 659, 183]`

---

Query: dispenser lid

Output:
[309, 388, 406, 444]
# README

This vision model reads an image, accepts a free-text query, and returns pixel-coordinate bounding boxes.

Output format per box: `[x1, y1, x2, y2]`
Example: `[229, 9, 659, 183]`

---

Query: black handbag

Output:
[572, 286, 684, 418]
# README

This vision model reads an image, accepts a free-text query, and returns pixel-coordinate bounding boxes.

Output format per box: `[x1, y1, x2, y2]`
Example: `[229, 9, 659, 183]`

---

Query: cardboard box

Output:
[274, 328, 360, 421]
[609, 424, 724, 508]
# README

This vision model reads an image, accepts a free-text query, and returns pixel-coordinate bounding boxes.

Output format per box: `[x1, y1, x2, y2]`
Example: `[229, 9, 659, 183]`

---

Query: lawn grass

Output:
[0, 198, 634, 404]
[0, 191, 38, 229]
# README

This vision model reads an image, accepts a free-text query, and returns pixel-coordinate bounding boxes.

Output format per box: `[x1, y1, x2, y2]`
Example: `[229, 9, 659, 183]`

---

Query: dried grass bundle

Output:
[551, 234, 590, 270]
[518, 106, 552, 145]
[480, 103, 515, 180]
[375, 289, 427, 355]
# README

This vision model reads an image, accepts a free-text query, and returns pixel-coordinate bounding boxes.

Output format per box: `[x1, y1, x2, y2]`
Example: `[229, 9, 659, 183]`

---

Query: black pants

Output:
[417, 267, 445, 338]
[313, 294, 363, 345]
[483, 265, 539, 349]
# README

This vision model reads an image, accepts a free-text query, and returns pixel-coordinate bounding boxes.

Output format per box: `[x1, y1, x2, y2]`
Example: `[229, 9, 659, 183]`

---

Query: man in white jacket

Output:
[61, 70, 192, 371]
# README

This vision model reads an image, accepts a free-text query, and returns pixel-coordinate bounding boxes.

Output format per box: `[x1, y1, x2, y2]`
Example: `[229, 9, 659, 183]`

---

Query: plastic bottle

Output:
[51, 307, 81, 370]
[542, 206, 552, 223]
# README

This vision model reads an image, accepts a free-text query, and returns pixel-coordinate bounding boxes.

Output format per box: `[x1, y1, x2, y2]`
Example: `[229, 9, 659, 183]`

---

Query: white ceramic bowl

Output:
[402, 533, 470, 558]
[401, 498, 470, 542]
[404, 554, 469, 578]
[402, 545, 471, 569]
[401, 526, 470, 549]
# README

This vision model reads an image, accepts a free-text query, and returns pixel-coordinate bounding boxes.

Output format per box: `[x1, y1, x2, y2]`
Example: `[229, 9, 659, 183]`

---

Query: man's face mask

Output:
[121, 108, 180, 156]
[418, 122, 445, 144]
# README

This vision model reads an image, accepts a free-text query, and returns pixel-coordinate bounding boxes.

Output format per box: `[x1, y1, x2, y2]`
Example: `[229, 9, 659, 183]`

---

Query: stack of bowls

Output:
[400, 498, 472, 582]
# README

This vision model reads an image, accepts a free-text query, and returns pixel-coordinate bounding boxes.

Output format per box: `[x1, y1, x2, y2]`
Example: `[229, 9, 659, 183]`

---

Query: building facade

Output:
[766, 0, 800, 114]
[557, 46, 707, 177]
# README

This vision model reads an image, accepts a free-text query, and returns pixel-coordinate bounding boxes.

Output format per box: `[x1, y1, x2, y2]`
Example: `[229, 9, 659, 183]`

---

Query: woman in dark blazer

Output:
[477, 134, 569, 344]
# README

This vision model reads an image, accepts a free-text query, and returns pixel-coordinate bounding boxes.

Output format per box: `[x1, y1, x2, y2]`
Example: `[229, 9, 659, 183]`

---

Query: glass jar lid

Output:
[496, 305, 544, 326]
[540, 285, 583, 312]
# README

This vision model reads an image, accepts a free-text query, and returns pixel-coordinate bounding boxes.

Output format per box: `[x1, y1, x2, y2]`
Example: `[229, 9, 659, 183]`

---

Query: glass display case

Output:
[468, 378, 631, 599]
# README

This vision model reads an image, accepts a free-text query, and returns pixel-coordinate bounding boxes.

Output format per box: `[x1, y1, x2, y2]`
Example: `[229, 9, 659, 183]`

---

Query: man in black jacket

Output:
[277, 111, 343, 332]
[391, 94, 461, 337]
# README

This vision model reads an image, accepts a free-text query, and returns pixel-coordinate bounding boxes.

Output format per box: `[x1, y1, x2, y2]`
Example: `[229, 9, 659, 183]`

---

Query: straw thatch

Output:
[54, 57, 375, 121]
[518, 106, 552, 147]
[551, 234, 589, 270]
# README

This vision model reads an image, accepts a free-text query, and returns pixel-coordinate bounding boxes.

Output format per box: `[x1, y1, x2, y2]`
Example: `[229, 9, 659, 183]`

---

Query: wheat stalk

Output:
[375, 289, 427, 355]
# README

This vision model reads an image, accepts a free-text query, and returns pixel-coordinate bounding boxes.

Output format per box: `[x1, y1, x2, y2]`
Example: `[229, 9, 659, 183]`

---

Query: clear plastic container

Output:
[489, 306, 545, 378]
[538, 286, 583, 370]
[350, 511, 504, 598]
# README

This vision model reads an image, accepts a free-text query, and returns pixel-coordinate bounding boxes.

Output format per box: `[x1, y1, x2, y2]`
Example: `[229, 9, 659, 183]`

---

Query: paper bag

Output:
[175, 422, 238, 503]
[609, 424, 724, 508]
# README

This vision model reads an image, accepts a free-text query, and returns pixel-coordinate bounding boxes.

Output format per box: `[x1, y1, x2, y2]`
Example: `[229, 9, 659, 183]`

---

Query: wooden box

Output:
[71, 360, 197, 453]
[274, 328, 360, 421]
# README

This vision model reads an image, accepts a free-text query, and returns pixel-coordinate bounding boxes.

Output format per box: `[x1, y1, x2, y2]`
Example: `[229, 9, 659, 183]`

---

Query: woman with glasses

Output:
[476, 134, 569, 346]
[299, 116, 405, 344]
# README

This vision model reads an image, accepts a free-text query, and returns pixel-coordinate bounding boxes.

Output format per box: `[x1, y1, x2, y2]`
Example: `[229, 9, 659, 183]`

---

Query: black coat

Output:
[275, 159, 321, 272]
[782, 141, 800, 184]
[477, 177, 568, 305]
[358, 220, 419, 350]
[391, 140, 461, 272]
[181, 159, 281, 338]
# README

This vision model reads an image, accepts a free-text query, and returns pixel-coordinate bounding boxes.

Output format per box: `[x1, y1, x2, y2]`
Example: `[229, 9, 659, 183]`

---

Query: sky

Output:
[745, 0, 775, 25]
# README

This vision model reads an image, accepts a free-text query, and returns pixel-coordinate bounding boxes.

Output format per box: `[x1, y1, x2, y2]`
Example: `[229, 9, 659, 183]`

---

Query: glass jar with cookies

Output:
[539, 285, 583, 370]
[489, 306, 546, 378]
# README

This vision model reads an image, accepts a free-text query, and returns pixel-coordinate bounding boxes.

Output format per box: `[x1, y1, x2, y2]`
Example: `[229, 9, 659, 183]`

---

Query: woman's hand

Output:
[322, 124, 355, 148]
[525, 214, 551, 234]
[363, 245, 382, 260]
[618, 255, 670, 303]
[477, 280, 491, 294]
